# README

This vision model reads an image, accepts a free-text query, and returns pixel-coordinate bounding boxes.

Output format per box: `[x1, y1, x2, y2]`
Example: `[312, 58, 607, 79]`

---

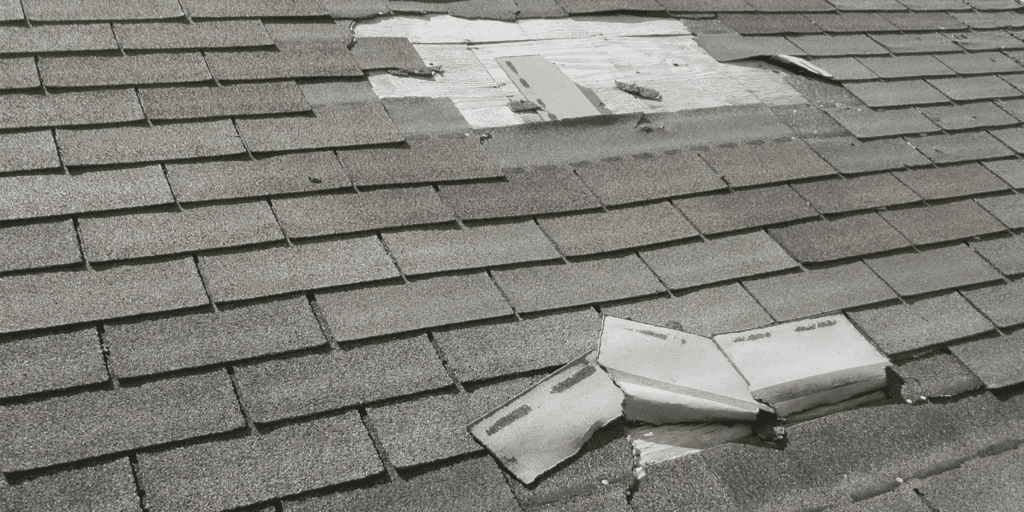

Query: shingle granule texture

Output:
[538, 202, 698, 256]
[971, 237, 1024, 275]
[744, 262, 897, 321]
[0, 459, 139, 512]
[641, 231, 799, 289]
[673, 185, 818, 235]
[0, 166, 173, 221]
[767, 213, 910, 263]
[962, 279, 1024, 328]
[273, 187, 455, 238]
[0, 220, 82, 272]
[791, 173, 921, 214]
[56, 120, 245, 167]
[602, 283, 774, 337]
[865, 245, 1002, 296]
[915, 445, 1024, 511]
[894, 353, 984, 401]
[847, 293, 994, 354]
[166, 152, 350, 203]
[337, 137, 503, 186]
[0, 328, 108, 399]
[572, 151, 726, 206]
[949, 332, 1024, 388]
[382, 221, 560, 275]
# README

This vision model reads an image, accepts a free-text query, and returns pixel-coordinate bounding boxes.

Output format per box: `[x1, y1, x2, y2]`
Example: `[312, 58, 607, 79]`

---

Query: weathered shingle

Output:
[1, 459, 139, 511]
[0, 89, 145, 129]
[114, 20, 273, 50]
[807, 136, 930, 174]
[869, 32, 962, 54]
[235, 103, 402, 152]
[338, 137, 503, 186]
[607, 284, 773, 338]
[920, 102, 1019, 131]
[698, 138, 836, 187]
[273, 187, 455, 238]
[438, 167, 601, 220]
[946, 30, 1024, 51]
[928, 75, 1023, 101]
[936, 51, 1023, 74]
[573, 151, 727, 206]
[350, 36, 429, 73]
[0, 166, 173, 221]
[56, 120, 245, 167]
[823, 106, 939, 138]
[982, 159, 1024, 188]
[720, 13, 821, 35]
[0, 58, 40, 90]
[538, 202, 697, 256]
[767, 213, 910, 263]
[894, 352, 983, 400]
[893, 163, 1010, 200]
[0, 371, 242, 473]
[848, 292, 994, 354]
[962, 279, 1024, 328]
[205, 43, 362, 80]
[674, 185, 818, 234]
[380, 96, 473, 138]
[383, 221, 560, 275]
[0, 24, 117, 54]
[866, 244, 1002, 296]
[989, 126, 1024, 153]
[971, 236, 1024, 275]
[139, 82, 310, 120]
[0, 328, 107, 399]
[743, 262, 897, 321]
[788, 34, 889, 56]
[906, 131, 1015, 164]
[804, 12, 898, 32]
[179, 0, 330, 18]
[881, 11, 966, 30]
[858, 55, 955, 78]
[641, 231, 798, 289]
[791, 173, 920, 214]
[949, 333, 1024, 389]
[0, 130, 60, 174]
[38, 53, 211, 87]
[845, 80, 949, 107]
[21, 0, 183, 20]
[0, 220, 81, 273]
[166, 152, 349, 203]
[880, 201, 1007, 245]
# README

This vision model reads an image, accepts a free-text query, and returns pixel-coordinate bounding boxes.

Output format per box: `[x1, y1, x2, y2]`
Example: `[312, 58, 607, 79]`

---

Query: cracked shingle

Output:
[0, 89, 144, 129]
[0, 166, 173, 221]
[114, 19, 273, 49]
[38, 53, 211, 87]
[438, 167, 601, 220]
[848, 292, 994, 354]
[56, 120, 245, 167]
[139, 82, 310, 120]
[273, 187, 454, 238]
[641, 231, 798, 289]
[167, 152, 349, 203]
[866, 245, 1002, 296]
[205, 43, 362, 80]
[0, 219, 81, 273]
[0, 328, 107, 399]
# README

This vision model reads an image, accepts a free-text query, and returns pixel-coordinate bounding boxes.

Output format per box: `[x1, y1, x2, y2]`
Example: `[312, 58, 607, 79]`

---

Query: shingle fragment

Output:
[21, 0, 183, 20]
[235, 103, 402, 152]
[139, 82, 310, 120]
[199, 237, 398, 303]
[768, 214, 910, 263]
[641, 231, 798, 289]
[920, 102, 1018, 131]
[236, 336, 450, 423]
[792, 173, 920, 214]
[273, 187, 454, 238]
[167, 152, 349, 203]
[380, 96, 473, 138]
[0, 89, 144, 129]
[698, 138, 836, 187]
[0, 130, 60, 174]
[744, 262, 897, 321]
[538, 203, 698, 256]
[204, 43, 362, 80]
[350, 36, 429, 74]
[0, 58, 39, 90]
[0, 459, 140, 512]
[0, 24, 117, 53]
[38, 53, 211, 87]
[107, 297, 325, 378]
[0, 371, 242, 472]
[0, 220, 81, 272]
[866, 245, 1002, 296]
[845, 80, 949, 107]
[602, 283, 773, 337]
[317, 272, 513, 342]
[179, 0, 329, 17]
[339, 137, 502, 186]
[907, 131, 1014, 164]
[674, 185, 818, 234]
[0, 166, 173, 221]
[115, 19, 272, 49]
[807, 136, 929, 174]
[434, 309, 601, 382]
[573, 151, 726, 206]
[491, 255, 665, 313]
[962, 279, 1024, 328]
[881, 201, 1007, 245]
[824, 107, 939, 138]
[57, 120, 245, 167]
[894, 353, 984, 400]
[0, 328, 107, 399]
[848, 292, 994, 354]
[438, 167, 600, 220]
[950, 333, 1024, 388]
[894, 163, 1010, 200]
[139, 411, 381, 512]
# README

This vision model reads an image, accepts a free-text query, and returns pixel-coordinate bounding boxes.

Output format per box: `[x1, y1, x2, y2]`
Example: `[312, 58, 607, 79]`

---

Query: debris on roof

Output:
[615, 81, 662, 101]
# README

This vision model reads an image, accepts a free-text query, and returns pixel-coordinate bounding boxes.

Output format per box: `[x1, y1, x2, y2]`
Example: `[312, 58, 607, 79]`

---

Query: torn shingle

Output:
[0, 166, 173, 221]
[603, 283, 773, 337]
[972, 236, 1024, 275]
[791, 173, 920, 214]
[962, 279, 1024, 328]
[106, 297, 326, 378]
[950, 333, 1024, 389]
[0, 89, 145, 129]
[434, 309, 601, 382]
[338, 137, 502, 186]
[317, 272, 513, 342]
[0, 257, 208, 334]
[788, 34, 889, 57]
[697, 138, 836, 187]
[894, 352, 984, 400]
[0, 220, 81, 272]
[324, 0, 392, 18]
[869, 32, 962, 54]
[893, 163, 1010, 200]
[0, 328, 107, 399]
[350, 36, 430, 74]
[0, 459, 139, 512]
[0, 24, 117, 53]
[920, 102, 1019, 131]
[273, 187, 454, 239]
[538, 203, 698, 257]
[0, 130, 60, 174]
[845, 80, 948, 107]
[641, 231, 798, 289]
[380, 96, 473, 138]
[573, 152, 726, 206]
[848, 292, 994, 354]
[178, 0, 329, 17]
[0, 58, 40, 90]
[383, 221, 560, 276]
[21, 0, 183, 20]
[166, 152, 349, 203]
[881, 201, 1007, 245]
[204, 43, 362, 81]
[674, 185, 818, 235]
[79, 202, 283, 262]
[767, 213, 911, 263]
[235, 103, 402, 152]
[866, 245, 1002, 296]
[38, 53, 211, 87]
[744, 262, 897, 321]
[300, 80, 378, 107]
[236, 335, 451, 423]
[138, 82, 310, 120]
[138, 411, 382, 512]
[906, 131, 1015, 165]
[982, 159, 1024, 188]
[823, 106, 940, 138]
[56, 120, 245, 167]
[0, 371, 242, 473]
[199, 237, 398, 303]
[114, 19, 273, 49]
[807, 136, 929, 174]
[438, 167, 601, 220]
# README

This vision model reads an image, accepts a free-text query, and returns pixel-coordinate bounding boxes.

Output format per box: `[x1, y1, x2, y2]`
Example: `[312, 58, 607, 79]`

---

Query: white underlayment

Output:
[356, 15, 807, 128]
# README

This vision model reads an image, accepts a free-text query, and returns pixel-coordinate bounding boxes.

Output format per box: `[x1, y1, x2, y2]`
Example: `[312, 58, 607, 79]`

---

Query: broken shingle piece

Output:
[56, 120, 245, 167]
[338, 137, 502, 186]
[0, 24, 117, 53]
[380, 96, 473, 138]
[0, 328, 107, 399]
[0, 166, 173, 221]
[0, 89, 145, 129]
[0, 130, 60, 174]
[438, 167, 601, 220]
[351, 36, 430, 74]
[847, 292, 995, 355]
[204, 42, 362, 80]
[166, 152, 349, 203]
[235, 103, 402, 153]
[894, 353, 984, 400]
[138, 82, 310, 120]
[114, 19, 273, 49]
[38, 53, 211, 87]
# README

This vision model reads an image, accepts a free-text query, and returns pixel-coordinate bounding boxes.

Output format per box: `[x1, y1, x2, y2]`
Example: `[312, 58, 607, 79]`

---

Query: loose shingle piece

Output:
[350, 36, 430, 74]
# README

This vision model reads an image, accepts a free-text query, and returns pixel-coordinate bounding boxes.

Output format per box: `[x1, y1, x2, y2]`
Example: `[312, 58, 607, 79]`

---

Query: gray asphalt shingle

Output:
[674, 185, 818, 234]
[350, 36, 430, 73]
[744, 262, 898, 321]
[21, 0, 183, 20]
[601, 282, 774, 337]
[971, 236, 1024, 275]
[39, 53, 212, 87]
[807, 136, 930, 174]
[847, 292, 994, 354]
[950, 333, 1024, 389]
[962, 279, 1024, 328]
[976, 195, 1024, 228]
[0, 130, 60, 174]
[166, 152, 350, 203]
[0, 328, 107, 399]
[235, 103, 402, 152]
[204, 43, 362, 81]
[383, 221, 560, 275]
[641, 231, 799, 289]
[698, 138, 836, 187]
[0, 459, 139, 512]
[893, 163, 1010, 200]
[982, 159, 1024, 188]
[823, 107, 940, 138]
[573, 151, 727, 206]
[179, 0, 329, 17]
[845, 80, 949, 107]
[894, 353, 984, 401]
[767, 213, 911, 263]
[438, 167, 601, 220]
[920, 102, 1019, 131]
[0, 23, 117, 53]
[538, 202, 698, 256]
[0, 89, 144, 129]
[114, 19, 273, 49]
[273, 187, 455, 238]
[866, 245, 1002, 296]
[0, 219, 81, 272]
[337, 137, 503, 186]
[880, 201, 1007, 245]
[138, 82, 310, 120]
[56, 120, 245, 167]
[791, 173, 921, 214]
[0, 166, 173, 221]
[380, 96, 473, 138]
[0, 58, 39, 89]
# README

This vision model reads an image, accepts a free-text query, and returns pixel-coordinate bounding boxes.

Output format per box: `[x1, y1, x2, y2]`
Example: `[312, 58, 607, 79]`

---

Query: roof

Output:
[2, 0, 1024, 510]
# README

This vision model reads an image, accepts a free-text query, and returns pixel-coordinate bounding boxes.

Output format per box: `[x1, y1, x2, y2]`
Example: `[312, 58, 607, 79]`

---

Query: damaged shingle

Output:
[204, 43, 362, 81]
[273, 186, 455, 238]
[338, 137, 502, 186]
[350, 36, 431, 74]
[235, 103, 402, 152]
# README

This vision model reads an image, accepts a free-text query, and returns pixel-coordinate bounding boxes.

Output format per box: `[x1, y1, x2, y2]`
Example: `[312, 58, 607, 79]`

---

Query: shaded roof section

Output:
[3, 0, 1024, 511]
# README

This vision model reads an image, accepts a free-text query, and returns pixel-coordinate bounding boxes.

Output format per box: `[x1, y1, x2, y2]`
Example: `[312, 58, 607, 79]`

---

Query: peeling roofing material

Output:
[3, 1, 1024, 510]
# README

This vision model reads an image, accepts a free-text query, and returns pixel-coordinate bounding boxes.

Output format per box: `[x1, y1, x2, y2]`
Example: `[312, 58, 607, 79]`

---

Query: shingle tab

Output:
[38, 53, 211, 87]
[791, 173, 920, 214]
[139, 411, 382, 512]
[573, 151, 726, 206]
[869, 32, 961, 53]
[894, 163, 1010, 200]
[949, 333, 1024, 388]
[0, 257, 208, 334]
[0, 0, 24, 20]
[0, 166, 173, 221]
[139, 82, 310, 120]
[807, 136, 929, 174]
[351, 36, 429, 73]
[881, 11, 966, 30]
[989, 126, 1024, 153]
[205, 43, 362, 81]
[318, 273, 513, 342]
[881, 201, 1007, 245]
[0, 130, 60, 174]
[824, 107, 940, 138]
[0, 58, 39, 90]
[22, 0, 183, 20]
[866, 245, 1002, 296]
[698, 139, 836, 187]
[743, 262, 898, 321]
[80, 202, 283, 262]
[789, 34, 889, 56]
[167, 152, 349, 203]
[920, 102, 1019, 131]
[380, 96, 473, 138]
[107, 297, 325, 378]
[971, 236, 1024, 275]
[236, 336, 450, 423]
[0, 24, 117, 53]
[0, 328, 107, 399]
[928, 75, 1022, 101]
[57, 120, 245, 167]
[0, 219, 81, 272]
[946, 30, 1024, 51]
[845, 80, 949, 107]
[538, 203, 697, 256]
[982, 159, 1024, 187]
[383, 221, 559, 275]
[848, 292, 994, 354]
[674, 185, 818, 235]
[434, 309, 601, 382]
[935, 51, 1023, 74]
[0, 459, 139, 512]
[720, 13, 821, 35]
[860, 52, 951, 79]
[115, 20, 273, 49]
[491, 255, 665, 313]
[235, 103, 402, 152]
[768, 213, 910, 263]
[338, 137, 503, 186]
[907, 131, 1015, 164]
[199, 237, 398, 303]
[962, 279, 1024, 328]
[894, 352, 984, 400]
[805, 12, 898, 32]
[805, 57, 876, 81]
[274, 187, 455, 238]
[602, 283, 773, 337]
[641, 231, 798, 289]
[0, 89, 144, 129]
[978, 193, 1024, 228]
[180, 0, 329, 17]
[0, 371, 242, 472]
[437, 167, 601, 220]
